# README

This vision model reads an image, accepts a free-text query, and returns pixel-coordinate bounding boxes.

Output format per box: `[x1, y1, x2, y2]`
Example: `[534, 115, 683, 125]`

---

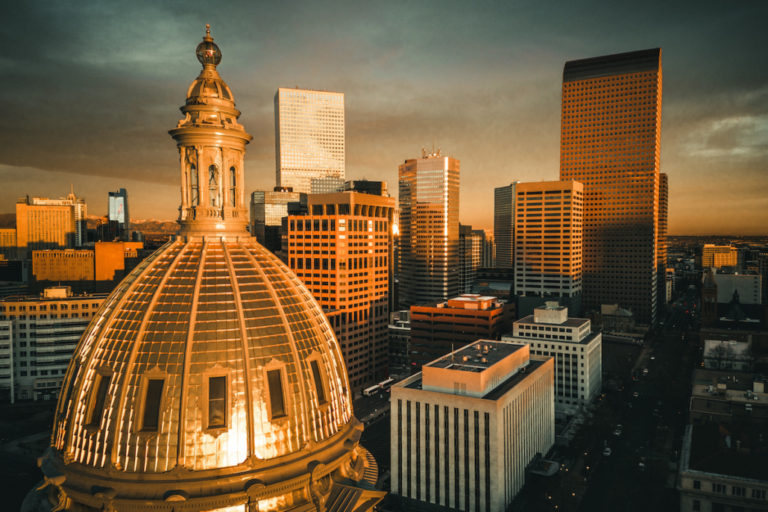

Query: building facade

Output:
[459, 225, 483, 294]
[0, 287, 106, 401]
[560, 48, 663, 324]
[712, 271, 762, 305]
[287, 191, 395, 394]
[702, 244, 739, 269]
[15, 190, 87, 256]
[275, 87, 345, 194]
[494, 183, 517, 269]
[514, 180, 583, 316]
[502, 302, 601, 416]
[389, 309, 412, 377]
[249, 187, 306, 254]
[0, 228, 17, 259]
[409, 295, 514, 371]
[107, 187, 130, 239]
[391, 341, 555, 512]
[398, 150, 460, 307]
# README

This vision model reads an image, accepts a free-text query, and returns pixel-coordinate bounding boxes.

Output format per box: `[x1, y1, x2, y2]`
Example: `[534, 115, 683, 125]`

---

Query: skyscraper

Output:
[494, 183, 517, 269]
[514, 180, 583, 316]
[108, 187, 130, 238]
[249, 187, 306, 254]
[275, 87, 345, 193]
[459, 224, 483, 294]
[398, 149, 460, 307]
[560, 48, 663, 324]
[286, 190, 395, 394]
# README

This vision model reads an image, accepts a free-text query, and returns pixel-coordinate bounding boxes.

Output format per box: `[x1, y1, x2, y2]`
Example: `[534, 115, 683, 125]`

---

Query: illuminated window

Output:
[142, 379, 164, 431]
[87, 374, 111, 428]
[208, 376, 227, 428]
[267, 369, 286, 419]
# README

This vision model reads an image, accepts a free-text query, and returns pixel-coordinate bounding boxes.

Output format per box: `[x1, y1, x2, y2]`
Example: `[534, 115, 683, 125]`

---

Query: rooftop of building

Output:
[515, 314, 588, 328]
[425, 341, 521, 373]
[685, 422, 768, 481]
[415, 294, 505, 311]
[401, 358, 548, 401]
[563, 48, 660, 83]
[0, 287, 107, 303]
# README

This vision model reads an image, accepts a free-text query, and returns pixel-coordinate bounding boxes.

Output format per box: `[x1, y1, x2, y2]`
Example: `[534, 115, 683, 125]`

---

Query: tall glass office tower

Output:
[398, 150, 460, 307]
[275, 87, 345, 194]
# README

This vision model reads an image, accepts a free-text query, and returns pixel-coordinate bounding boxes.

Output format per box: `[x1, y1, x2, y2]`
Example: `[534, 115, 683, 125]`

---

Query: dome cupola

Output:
[27, 25, 383, 512]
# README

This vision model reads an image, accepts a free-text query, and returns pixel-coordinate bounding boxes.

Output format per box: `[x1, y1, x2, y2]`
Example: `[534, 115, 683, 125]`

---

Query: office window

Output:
[208, 376, 227, 428]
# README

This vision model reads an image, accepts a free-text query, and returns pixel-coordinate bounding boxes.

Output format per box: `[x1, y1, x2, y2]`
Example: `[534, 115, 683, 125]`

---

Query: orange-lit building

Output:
[514, 180, 583, 315]
[15, 191, 87, 256]
[31, 241, 143, 282]
[560, 48, 663, 324]
[32, 250, 94, 281]
[398, 150, 460, 307]
[0, 228, 17, 259]
[409, 294, 514, 370]
[94, 240, 143, 280]
[701, 244, 738, 269]
[658, 173, 669, 303]
[287, 191, 395, 394]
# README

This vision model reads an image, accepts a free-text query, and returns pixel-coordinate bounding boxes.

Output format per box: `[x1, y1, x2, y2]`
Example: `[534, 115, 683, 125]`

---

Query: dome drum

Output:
[38, 419, 368, 511]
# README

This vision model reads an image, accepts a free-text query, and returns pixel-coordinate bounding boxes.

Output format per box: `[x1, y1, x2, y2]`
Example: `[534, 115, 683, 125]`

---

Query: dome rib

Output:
[109, 238, 188, 469]
[221, 240, 256, 459]
[239, 241, 311, 442]
[176, 240, 207, 468]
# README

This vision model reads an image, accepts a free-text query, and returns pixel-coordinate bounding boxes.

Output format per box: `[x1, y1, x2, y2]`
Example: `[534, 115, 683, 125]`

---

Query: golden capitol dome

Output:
[26, 25, 383, 512]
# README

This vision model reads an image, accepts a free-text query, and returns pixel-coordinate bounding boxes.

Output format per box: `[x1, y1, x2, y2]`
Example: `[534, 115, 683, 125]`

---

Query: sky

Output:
[1, 0, 767, 235]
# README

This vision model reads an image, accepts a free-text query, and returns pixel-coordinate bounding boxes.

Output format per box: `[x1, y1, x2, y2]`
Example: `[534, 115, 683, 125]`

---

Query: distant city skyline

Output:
[1, 1, 767, 235]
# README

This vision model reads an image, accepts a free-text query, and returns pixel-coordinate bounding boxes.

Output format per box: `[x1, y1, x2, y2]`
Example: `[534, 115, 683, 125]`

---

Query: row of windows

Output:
[84, 361, 329, 432]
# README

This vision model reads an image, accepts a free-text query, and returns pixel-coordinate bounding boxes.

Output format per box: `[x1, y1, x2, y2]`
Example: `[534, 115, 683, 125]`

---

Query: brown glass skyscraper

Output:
[560, 48, 663, 324]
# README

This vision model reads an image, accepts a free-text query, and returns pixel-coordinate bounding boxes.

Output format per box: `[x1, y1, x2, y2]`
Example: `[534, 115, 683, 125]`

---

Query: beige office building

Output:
[702, 244, 738, 269]
[0, 287, 106, 401]
[391, 340, 554, 511]
[275, 87, 345, 193]
[514, 181, 583, 305]
[503, 302, 601, 416]
[398, 150, 460, 307]
[15, 191, 87, 256]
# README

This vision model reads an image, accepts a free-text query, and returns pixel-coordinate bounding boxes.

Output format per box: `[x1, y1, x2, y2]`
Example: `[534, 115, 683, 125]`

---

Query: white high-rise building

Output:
[391, 340, 554, 511]
[275, 87, 345, 194]
[503, 302, 602, 416]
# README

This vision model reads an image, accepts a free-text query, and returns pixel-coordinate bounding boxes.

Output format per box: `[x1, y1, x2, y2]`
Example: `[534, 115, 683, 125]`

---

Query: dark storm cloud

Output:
[1, 0, 767, 233]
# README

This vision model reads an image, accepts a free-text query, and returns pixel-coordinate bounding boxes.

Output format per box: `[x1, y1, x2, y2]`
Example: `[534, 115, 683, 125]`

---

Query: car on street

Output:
[602, 447, 612, 457]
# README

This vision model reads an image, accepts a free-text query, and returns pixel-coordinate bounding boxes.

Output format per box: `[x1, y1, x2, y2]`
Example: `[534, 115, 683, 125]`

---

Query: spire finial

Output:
[205, 23, 211, 39]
